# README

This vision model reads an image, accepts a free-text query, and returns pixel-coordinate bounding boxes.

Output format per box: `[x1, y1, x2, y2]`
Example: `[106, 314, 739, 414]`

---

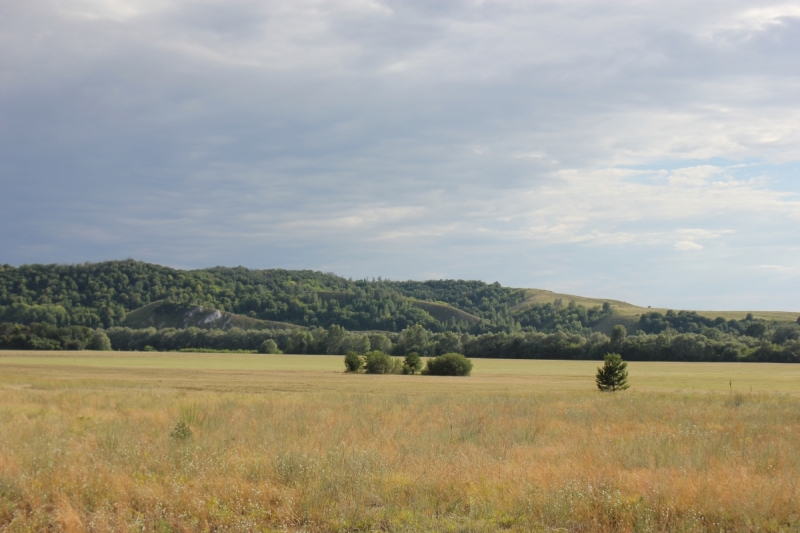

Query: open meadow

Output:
[1, 352, 800, 532]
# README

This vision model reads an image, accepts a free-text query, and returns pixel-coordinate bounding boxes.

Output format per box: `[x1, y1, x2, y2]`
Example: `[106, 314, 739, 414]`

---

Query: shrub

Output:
[363, 351, 401, 374]
[88, 330, 112, 351]
[596, 352, 630, 392]
[344, 351, 363, 372]
[259, 339, 280, 354]
[169, 421, 192, 441]
[423, 353, 473, 376]
[403, 352, 422, 374]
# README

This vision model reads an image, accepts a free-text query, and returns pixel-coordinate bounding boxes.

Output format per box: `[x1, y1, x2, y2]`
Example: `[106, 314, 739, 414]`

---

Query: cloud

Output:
[714, 4, 800, 34]
[756, 264, 796, 272]
[1, 0, 800, 309]
[674, 241, 704, 251]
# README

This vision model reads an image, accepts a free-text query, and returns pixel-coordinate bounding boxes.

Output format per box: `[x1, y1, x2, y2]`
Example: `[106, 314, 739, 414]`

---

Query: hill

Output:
[409, 301, 482, 324]
[0, 261, 519, 332]
[511, 288, 799, 334]
[123, 301, 301, 331]
[0, 260, 797, 336]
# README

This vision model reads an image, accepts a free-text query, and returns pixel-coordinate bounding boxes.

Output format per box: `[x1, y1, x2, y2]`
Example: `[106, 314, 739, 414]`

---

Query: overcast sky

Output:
[1, 1, 799, 310]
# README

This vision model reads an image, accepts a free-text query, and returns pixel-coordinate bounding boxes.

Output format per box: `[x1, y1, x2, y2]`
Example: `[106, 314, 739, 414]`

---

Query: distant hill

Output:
[410, 300, 481, 324]
[0, 260, 796, 335]
[315, 291, 481, 324]
[123, 301, 301, 331]
[512, 288, 800, 332]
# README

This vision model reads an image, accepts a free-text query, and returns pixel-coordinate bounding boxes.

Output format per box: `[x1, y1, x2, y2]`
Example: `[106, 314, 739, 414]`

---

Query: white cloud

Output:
[716, 4, 800, 34]
[58, 0, 160, 21]
[757, 264, 795, 271]
[477, 164, 800, 249]
[674, 241, 704, 251]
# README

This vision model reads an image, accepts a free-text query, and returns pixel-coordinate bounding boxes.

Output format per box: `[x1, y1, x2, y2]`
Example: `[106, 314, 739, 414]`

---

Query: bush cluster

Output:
[343, 351, 404, 374]
[363, 351, 402, 374]
[344, 351, 472, 377]
[423, 353, 473, 376]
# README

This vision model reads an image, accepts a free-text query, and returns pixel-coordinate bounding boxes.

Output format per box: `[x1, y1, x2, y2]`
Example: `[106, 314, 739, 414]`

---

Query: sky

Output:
[1, 0, 799, 311]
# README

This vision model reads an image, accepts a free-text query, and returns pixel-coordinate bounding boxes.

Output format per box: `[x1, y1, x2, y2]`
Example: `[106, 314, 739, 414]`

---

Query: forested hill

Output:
[1, 260, 601, 334]
[1, 261, 797, 339]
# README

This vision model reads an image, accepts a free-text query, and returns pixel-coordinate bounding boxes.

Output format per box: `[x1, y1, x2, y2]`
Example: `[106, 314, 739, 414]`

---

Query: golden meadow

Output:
[1, 352, 800, 532]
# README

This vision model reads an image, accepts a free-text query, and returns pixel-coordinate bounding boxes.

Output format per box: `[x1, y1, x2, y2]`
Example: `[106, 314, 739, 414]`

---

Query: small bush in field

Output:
[170, 421, 192, 441]
[402, 352, 422, 374]
[423, 353, 473, 376]
[364, 351, 402, 374]
[344, 351, 363, 372]
[259, 339, 280, 354]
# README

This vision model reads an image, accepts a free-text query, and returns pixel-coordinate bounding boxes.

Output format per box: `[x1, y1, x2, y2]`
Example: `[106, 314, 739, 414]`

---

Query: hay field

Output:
[1, 352, 800, 532]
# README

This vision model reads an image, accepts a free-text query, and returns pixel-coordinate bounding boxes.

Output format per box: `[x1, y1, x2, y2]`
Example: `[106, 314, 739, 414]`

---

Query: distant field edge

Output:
[512, 289, 800, 323]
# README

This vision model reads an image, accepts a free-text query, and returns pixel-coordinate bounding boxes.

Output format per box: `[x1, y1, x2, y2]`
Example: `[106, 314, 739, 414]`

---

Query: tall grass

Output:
[1, 382, 799, 531]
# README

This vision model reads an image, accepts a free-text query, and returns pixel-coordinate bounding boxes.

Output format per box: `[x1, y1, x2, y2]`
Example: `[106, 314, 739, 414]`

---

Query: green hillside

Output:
[410, 301, 481, 324]
[512, 288, 800, 334]
[124, 301, 300, 331]
[0, 260, 797, 337]
[0, 261, 518, 333]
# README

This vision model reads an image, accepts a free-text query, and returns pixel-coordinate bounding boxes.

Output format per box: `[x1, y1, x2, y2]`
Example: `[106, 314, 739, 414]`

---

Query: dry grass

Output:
[514, 288, 800, 324]
[1, 353, 800, 532]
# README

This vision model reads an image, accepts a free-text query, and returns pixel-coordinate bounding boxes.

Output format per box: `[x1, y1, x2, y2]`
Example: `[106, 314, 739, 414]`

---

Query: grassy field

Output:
[1, 352, 800, 532]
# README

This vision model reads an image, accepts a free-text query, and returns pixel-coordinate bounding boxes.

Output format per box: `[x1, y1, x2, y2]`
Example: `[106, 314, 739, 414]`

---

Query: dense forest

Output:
[0, 260, 609, 334]
[1, 260, 799, 362]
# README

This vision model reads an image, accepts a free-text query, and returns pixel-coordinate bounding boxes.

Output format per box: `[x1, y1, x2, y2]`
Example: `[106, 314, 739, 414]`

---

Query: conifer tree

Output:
[596, 352, 629, 392]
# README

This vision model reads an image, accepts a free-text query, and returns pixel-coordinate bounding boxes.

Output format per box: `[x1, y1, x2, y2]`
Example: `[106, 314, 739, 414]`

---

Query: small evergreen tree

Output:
[344, 351, 363, 372]
[596, 352, 629, 392]
[402, 352, 422, 374]
[170, 421, 192, 441]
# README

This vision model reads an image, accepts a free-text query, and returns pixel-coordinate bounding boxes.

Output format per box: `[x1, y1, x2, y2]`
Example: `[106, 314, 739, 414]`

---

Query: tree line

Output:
[461, 327, 800, 363]
[0, 323, 111, 351]
[3, 320, 799, 363]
